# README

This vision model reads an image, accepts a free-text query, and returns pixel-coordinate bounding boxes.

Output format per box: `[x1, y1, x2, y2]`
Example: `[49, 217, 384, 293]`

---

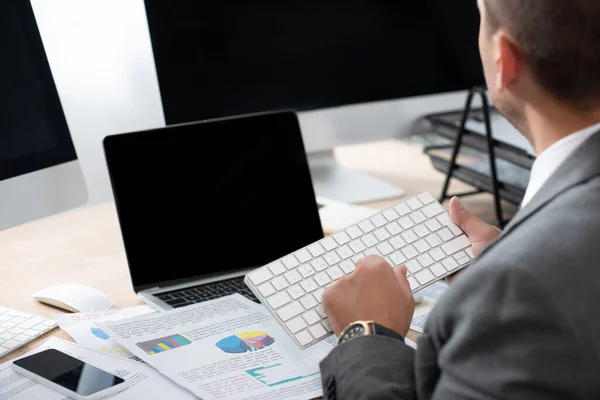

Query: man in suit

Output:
[319, 0, 600, 398]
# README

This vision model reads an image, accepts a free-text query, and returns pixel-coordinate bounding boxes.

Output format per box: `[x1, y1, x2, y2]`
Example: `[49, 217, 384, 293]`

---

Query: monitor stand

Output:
[308, 150, 405, 204]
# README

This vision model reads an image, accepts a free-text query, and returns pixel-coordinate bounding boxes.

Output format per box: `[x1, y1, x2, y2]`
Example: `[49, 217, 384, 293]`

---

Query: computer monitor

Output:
[0, 0, 87, 230]
[142, 0, 485, 203]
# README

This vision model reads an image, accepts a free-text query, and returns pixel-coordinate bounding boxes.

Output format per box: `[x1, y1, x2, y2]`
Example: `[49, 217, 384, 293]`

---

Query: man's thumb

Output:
[449, 196, 492, 237]
[394, 264, 409, 283]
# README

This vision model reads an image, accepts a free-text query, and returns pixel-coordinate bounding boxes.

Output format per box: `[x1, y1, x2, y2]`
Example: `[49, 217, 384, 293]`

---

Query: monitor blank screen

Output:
[144, 0, 485, 125]
[103, 112, 324, 291]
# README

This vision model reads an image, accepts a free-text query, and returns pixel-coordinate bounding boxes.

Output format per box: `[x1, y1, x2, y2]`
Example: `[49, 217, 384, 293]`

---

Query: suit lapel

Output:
[478, 129, 600, 258]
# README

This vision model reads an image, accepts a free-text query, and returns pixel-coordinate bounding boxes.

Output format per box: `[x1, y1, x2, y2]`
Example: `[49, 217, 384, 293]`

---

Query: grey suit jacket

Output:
[319, 129, 600, 399]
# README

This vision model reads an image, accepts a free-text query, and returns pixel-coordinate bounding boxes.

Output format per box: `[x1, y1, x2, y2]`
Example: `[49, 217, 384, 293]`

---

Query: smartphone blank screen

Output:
[13, 349, 125, 396]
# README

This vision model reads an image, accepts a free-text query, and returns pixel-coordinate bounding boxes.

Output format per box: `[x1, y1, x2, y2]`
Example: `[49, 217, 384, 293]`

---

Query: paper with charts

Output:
[98, 294, 336, 400]
[0, 337, 197, 399]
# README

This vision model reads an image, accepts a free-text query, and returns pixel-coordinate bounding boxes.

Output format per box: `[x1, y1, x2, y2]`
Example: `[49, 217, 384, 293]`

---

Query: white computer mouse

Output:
[32, 283, 112, 313]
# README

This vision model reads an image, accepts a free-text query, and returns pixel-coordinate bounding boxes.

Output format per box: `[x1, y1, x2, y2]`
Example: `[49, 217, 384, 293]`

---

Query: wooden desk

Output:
[0, 138, 517, 363]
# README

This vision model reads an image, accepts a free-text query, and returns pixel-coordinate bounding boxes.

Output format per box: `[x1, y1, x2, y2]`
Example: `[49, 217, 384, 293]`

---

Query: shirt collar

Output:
[521, 122, 600, 208]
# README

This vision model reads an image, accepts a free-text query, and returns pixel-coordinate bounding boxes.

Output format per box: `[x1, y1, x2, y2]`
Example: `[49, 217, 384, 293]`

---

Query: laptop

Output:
[102, 110, 324, 311]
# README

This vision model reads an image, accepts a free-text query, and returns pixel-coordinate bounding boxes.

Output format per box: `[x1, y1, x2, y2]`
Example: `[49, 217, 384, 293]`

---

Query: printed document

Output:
[410, 281, 448, 333]
[99, 294, 336, 400]
[54, 305, 156, 362]
[0, 337, 197, 400]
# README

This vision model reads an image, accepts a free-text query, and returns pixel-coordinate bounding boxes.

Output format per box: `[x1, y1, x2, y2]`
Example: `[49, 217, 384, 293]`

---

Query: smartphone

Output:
[11, 349, 127, 400]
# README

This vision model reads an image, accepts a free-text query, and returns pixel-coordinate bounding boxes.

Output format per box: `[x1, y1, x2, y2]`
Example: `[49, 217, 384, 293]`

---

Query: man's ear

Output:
[494, 31, 522, 92]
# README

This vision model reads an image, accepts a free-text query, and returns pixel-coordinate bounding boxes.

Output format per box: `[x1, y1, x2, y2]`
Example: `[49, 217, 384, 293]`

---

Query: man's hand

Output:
[446, 196, 502, 283]
[322, 256, 415, 337]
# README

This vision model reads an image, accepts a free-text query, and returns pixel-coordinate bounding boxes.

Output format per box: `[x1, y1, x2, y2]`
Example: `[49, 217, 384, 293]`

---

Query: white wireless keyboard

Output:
[245, 192, 474, 349]
[0, 307, 57, 359]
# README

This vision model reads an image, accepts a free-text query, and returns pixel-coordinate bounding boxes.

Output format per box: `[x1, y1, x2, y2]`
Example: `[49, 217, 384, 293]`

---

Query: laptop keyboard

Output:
[156, 276, 259, 308]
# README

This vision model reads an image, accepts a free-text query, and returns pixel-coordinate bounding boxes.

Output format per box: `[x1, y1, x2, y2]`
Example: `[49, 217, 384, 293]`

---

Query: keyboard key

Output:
[300, 278, 318, 293]
[272, 276, 289, 291]
[346, 225, 363, 239]
[414, 239, 431, 253]
[268, 261, 286, 276]
[386, 221, 402, 236]
[401, 230, 418, 244]
[438, 227, 454, 242]
[303, 310, 320, 325]
[339, 260, 355, 274]
[410, 211, 427, 224]
[321, 236, 338, 251]
[415, 269, 435, 285]
[284, 270, 302, 285]
[286, 316, 307, 333]
[429, 248, 446, 261]
[295, 249, 313, 264]
[390, 251, 407, 266]
[466, 248, 475, 258]
[370, 214, 387, 228]
[267, 292, 292, 309]
[377, 242, 394, 256]
[13, 334, 29, 343]
[383, 209, 399, 221]
[352, 254, 366, 264]
[313, 288, 325, 303]
[361, 233, 378, 247]
[457, 256, 471, 266]
[349, 239, 367, 253]
[425, 219, 442, 232]
[442, 258, 459, 271]
[300, 294, 318, 310]
[2, 339, 20, 349]
[282, 255, 300, 270]
[399, 217, 415, 229]
[333, 231, 351, 245]
[8, 327, 24, 335]
[417, 253, 434, 267]
[314, 272, 331, 287]
[441, 235, 471, 256]
[414, 224, 430, 238]
[276, 301, 305, 322]
[308, 243, 326, 257]
[309, 323, 328, 339]
[407, 197, 423, 210]
[406, 260, 422, 273]
[418, 192, 436, 204]
[425, 233, 442, 247]
[316, 305, 327, 318]
[394, 203, 411, 216]
[453, 251, 467, 260]
[298, 264, 316, 278]
[287, 284, 305, 299]
[257, 282, 276, 297]
[295, 330, 313, 346]
[249, 268, 273, 285]
[311, 257, 328, 272]
[324, 252, 341, 266]
[358, 220, 376, 233]
[389, 236, 406, 250]
[0, 332, 12, 340]
[407, 277, 420, 291]
[326, 266, 344, 281]
[402, 245, 419, 259]
[374, 228, 391, 242]
[322, 318, 333, 332]
[10, 317, 27, 325]
[364, 247, 382, 257]
[336, 245, 354, 260]
[438, 214, 463, 236]
[422, 202, 445, 218]
[431, 263, 447, 277]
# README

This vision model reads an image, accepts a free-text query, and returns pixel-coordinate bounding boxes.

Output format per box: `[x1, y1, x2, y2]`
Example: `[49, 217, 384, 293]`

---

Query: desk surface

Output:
[0, 138, 517, 364]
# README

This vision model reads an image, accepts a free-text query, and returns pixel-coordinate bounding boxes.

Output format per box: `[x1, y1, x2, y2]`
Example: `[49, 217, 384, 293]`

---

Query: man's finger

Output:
[393, 265, 411, 290]
[449, 196, 494, 237]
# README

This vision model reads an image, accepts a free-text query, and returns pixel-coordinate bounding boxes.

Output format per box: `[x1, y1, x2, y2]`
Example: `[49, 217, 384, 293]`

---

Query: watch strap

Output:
[370, 322, 405, 342]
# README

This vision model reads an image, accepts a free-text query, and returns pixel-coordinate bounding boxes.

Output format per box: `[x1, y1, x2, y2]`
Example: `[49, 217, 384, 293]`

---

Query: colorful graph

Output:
[246, 363, 319, 387]
[136, 334, 191, 355]
[90, 327, 109, 340]
[215, 331, 275, 354]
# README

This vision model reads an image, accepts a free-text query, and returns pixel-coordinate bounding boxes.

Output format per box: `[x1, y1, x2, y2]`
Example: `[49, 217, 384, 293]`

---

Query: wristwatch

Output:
[336, 320, 404, 345]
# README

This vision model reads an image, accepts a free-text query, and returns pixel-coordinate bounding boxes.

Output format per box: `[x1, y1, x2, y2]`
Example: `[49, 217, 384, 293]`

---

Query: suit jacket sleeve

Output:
[319, 335, 417, 400]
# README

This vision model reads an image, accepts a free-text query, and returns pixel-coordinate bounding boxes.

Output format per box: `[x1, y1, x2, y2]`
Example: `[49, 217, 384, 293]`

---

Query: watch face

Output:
[341, 323, 366, 342]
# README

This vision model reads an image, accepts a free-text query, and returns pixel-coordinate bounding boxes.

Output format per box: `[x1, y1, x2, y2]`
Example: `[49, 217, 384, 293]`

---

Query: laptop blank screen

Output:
[103, 112, 324, 291]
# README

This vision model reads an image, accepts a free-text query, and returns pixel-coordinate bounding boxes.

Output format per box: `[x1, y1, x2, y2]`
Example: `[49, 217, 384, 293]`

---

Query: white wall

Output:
[31, 0, 165, 206]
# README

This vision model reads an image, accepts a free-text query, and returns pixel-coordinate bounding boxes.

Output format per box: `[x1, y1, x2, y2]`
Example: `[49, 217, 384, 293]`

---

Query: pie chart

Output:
[91, 327, 110, 340]
[216, 331, 274, 354]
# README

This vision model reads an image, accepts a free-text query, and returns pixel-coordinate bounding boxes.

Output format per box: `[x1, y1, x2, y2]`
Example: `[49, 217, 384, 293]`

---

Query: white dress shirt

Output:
[521, 122, 600, 208]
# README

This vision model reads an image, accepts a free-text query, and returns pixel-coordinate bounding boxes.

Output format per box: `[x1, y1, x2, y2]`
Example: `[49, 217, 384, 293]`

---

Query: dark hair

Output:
[484, 0, 600, 110]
